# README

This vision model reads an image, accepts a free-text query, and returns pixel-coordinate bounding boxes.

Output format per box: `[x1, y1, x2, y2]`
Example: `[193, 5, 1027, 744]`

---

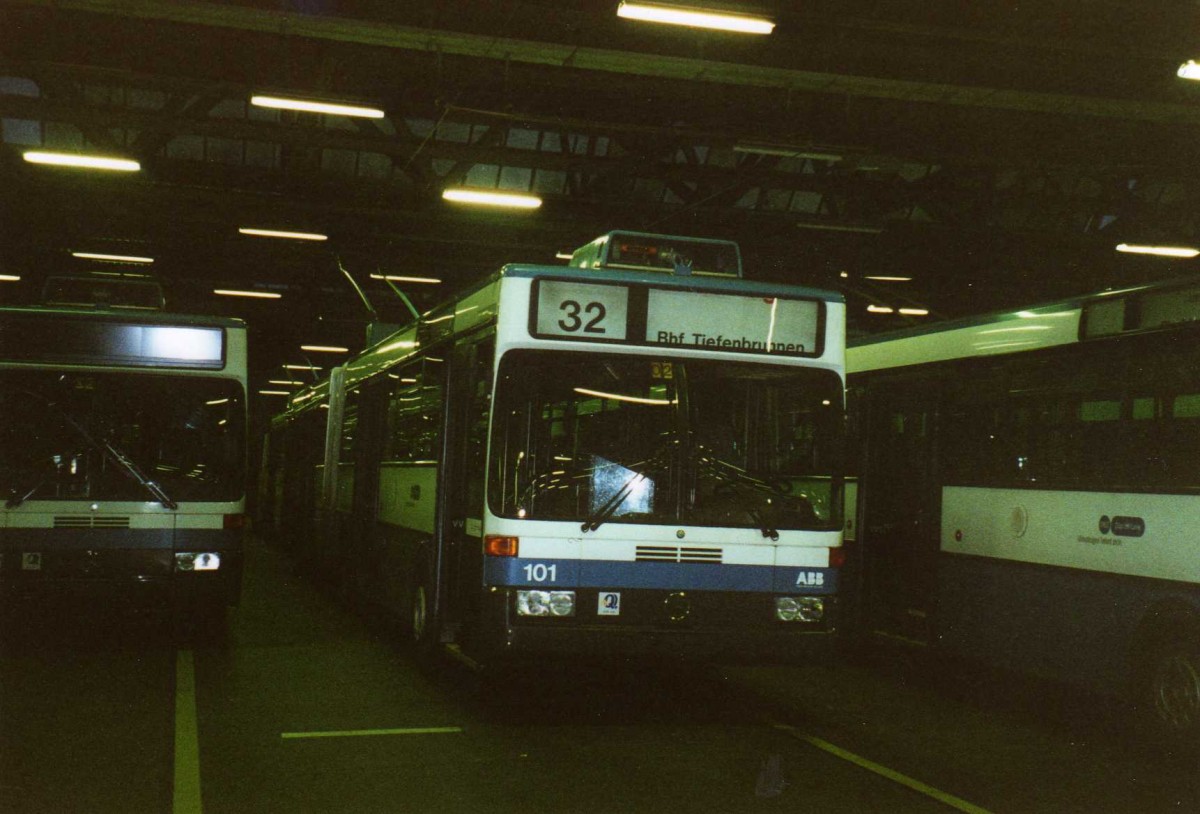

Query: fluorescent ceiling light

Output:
[250, 95, 385, 119]
[555, 252, 573, 260]
[898, 308, 929, 316]
[23, 151, 140, 172]
[369, 274, 442, 284]
[442, 188, 542, 209]
[616, 1, 774, 34]
[71, 251, 155, 264]
[268, 379, 304, 386]
[214, 289, 283, 299]
[1179, 61, 1200, 80]
[865, 276, 912, 282]
[285, 364, 321, 371]
[300, 345, 349, 353]
[867, 305, 895, 314]
[734, 144, 843, 161]
[258, 390, 291, 396]
[1115, 243, 1199, 258]
[239, 227, 328, 241]
[797, 221, 883, 234]
[0, 275, 20, 282]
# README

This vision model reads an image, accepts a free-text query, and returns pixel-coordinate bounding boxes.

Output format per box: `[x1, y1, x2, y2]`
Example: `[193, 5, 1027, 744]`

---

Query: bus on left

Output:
[0, 276, 247, 620]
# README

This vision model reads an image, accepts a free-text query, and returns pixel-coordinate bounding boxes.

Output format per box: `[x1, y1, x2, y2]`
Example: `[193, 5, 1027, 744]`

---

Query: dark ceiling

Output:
[4, 0, 1200, 418]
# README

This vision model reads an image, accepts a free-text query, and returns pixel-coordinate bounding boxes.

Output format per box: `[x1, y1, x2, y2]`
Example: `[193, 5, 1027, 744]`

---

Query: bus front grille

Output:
[53, 516, 132, 529]
[635, 545, 722, 564]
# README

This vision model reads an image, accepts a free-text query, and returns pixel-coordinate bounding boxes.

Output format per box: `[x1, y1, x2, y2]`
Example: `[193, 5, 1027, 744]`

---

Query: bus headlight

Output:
[517, 590, 575, 617]
[175, 552, 221, 572]
[776, 596, 824, 622]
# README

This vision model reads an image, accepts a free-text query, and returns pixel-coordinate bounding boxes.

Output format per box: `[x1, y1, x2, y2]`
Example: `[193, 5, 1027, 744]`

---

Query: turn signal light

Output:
[484, 535, 519, 557]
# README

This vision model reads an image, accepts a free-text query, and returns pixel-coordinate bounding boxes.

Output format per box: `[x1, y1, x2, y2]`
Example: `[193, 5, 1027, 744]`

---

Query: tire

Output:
[1135, 629, 1200, 747]
[407, 573, 439, 660]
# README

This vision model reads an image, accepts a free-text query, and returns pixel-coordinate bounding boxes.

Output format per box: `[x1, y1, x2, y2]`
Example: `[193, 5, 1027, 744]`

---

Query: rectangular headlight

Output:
[175, 552, 221, 572]
[516, 590, 575, 617]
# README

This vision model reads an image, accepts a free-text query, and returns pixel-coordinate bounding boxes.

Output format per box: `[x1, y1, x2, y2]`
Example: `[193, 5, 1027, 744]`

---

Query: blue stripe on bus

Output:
[484, 557, 837, 594]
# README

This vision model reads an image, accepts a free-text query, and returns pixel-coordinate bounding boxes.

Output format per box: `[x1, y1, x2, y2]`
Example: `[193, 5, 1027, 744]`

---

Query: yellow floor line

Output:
[770, 720, 995, 814]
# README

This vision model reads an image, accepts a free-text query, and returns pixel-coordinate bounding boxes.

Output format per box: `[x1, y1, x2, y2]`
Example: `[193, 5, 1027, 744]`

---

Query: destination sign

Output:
[531, 280, 823, 357]
[0, 315, 226, 369]
[645, 290, 819, 355]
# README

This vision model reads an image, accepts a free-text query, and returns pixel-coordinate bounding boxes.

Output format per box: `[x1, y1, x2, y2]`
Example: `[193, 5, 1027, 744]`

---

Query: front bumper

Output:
[472, 587, 838, 664]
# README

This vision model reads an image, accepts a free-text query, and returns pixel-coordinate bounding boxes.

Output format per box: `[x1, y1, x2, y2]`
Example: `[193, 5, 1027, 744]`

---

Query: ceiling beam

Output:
[10, 0, 1200, 127]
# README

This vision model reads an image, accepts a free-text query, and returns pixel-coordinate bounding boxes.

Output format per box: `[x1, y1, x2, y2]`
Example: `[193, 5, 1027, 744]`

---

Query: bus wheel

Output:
[1137, 631, 1200, 745]
[410, 582, 429, 645]
[408, 577, 439, 658]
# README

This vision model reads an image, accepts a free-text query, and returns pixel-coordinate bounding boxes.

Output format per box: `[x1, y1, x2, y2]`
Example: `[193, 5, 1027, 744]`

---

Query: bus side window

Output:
[336, 389, 359, 512]
[1165, 391, 1200, 487]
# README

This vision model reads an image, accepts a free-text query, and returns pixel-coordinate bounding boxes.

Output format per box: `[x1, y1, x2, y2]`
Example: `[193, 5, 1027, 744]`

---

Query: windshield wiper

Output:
[99, 438, 178, 510]
[579, 441, 677, 533]
[695, 451, 781, 540]
[5, 461, 57, 509]
[17, 389, 178, 510]
[580, 468, 648, 533]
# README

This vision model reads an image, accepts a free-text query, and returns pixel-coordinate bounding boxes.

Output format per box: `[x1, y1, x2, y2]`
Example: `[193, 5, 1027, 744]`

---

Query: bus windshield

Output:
[489, 350, 843, 531]
[0, 370, 245, 504]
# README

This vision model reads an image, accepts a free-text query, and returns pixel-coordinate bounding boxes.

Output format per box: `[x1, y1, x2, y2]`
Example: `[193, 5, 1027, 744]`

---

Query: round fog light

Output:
[548, 591, 575, 616]
[775, 596, 800, 622]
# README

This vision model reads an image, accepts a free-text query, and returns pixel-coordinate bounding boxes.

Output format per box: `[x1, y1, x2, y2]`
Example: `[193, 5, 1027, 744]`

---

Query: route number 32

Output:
[557, 300, 607, 334]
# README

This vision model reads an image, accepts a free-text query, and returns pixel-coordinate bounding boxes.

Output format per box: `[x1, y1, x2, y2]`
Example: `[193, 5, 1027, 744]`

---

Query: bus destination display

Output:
[533, 279, 821, 357]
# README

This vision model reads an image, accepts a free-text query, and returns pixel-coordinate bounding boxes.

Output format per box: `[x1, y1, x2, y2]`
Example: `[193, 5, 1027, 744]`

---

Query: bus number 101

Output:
[523, 563, 558, 583]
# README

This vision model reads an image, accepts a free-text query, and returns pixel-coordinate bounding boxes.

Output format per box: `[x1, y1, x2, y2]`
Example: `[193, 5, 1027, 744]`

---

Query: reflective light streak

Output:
[616, 1, 774, 34]
[369, 274, 442, 284]
[300, 345, 349, 353]
[24, 151, 140, 171]
[574, 386, 676, 406]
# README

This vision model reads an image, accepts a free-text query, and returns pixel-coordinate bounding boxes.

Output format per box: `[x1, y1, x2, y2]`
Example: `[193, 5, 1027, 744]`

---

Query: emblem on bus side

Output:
[1099, 515, 1145, 537]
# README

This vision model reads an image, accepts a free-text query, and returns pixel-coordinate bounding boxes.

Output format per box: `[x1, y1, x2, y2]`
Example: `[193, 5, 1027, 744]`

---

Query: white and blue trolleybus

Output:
[0, 295, 248, 616]
[262, 231, 846, 664]
[848, 275, 1200, 737]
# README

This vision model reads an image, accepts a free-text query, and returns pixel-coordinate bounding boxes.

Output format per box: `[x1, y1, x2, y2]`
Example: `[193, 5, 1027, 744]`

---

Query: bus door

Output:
[344, 381, 386, 601]
[858, 377, 941, 645]
[438, 337, 494, 642]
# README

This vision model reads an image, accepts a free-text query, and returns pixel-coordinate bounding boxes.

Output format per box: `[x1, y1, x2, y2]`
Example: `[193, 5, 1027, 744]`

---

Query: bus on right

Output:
[847, 276, 1200, 739]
